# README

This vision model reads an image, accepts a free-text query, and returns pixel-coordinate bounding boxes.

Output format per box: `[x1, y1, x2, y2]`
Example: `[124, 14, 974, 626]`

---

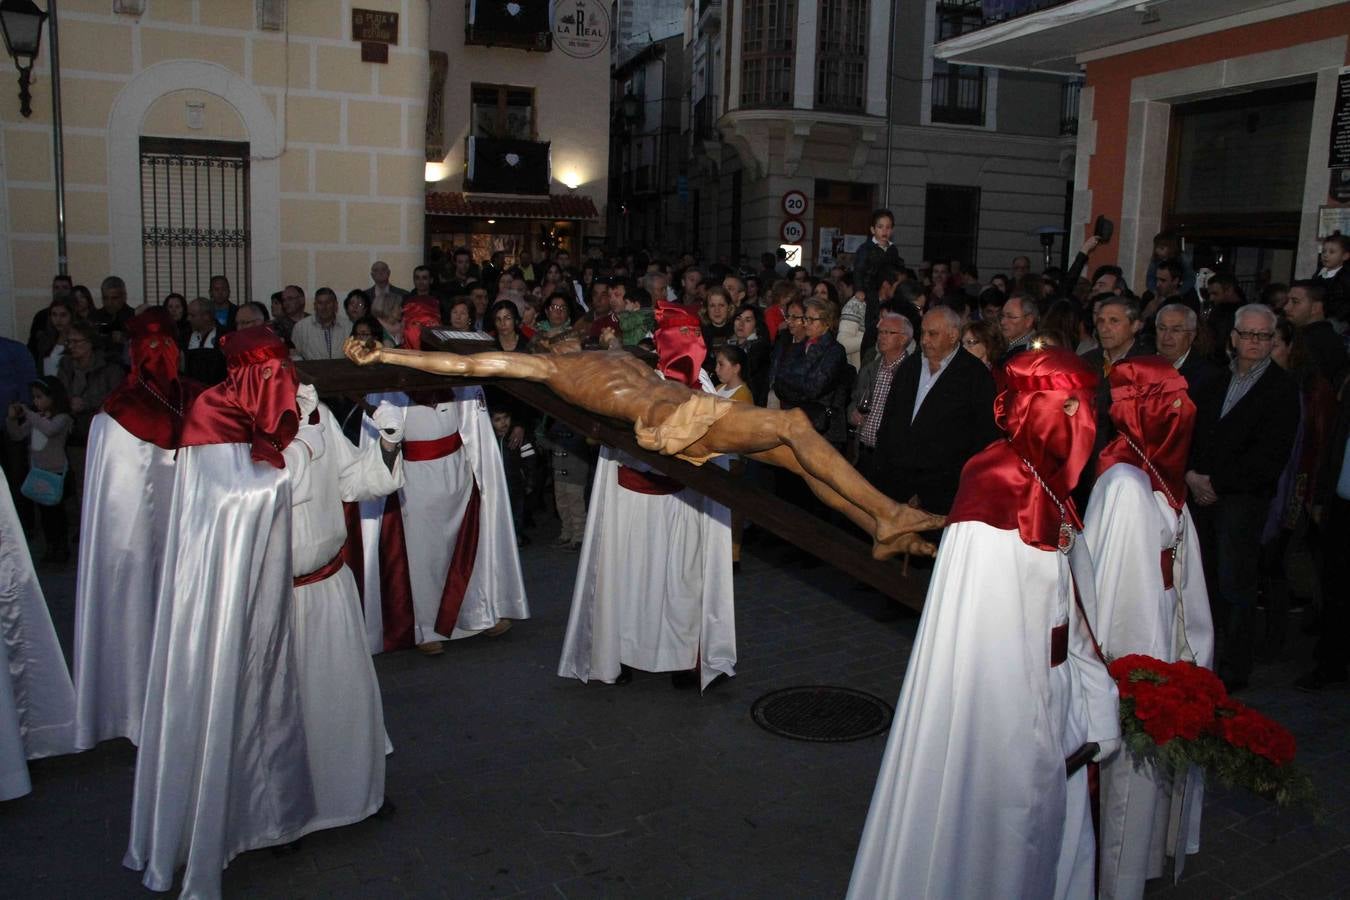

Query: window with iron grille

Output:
[816, 0, 867, 112]
[140, 137, 251, 305]
[923, 183, 980, 268]
[931, 0, 986, 126]
[471, 84, 536, 139]
[740, 0, 795, 108]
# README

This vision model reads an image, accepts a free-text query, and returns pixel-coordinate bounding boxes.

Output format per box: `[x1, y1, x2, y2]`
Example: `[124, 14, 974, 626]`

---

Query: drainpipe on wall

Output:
[882, 0, 895, 208]
[47, 0, 67, 274]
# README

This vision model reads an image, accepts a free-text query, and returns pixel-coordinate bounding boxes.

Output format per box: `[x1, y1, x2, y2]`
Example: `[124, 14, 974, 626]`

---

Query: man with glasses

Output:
[1155, 302, 1219, 399]
[1186, 304, 1299, 691]
[998, 293, 1038, 362]
[849, 312, 912, 478]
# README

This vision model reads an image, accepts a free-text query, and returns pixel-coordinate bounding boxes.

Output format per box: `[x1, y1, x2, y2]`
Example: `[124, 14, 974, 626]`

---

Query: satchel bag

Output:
[20, 466, 65, 507]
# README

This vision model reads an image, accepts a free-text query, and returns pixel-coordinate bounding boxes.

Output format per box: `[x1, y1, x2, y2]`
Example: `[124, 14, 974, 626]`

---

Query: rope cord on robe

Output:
[1122, 433, 1202, 667]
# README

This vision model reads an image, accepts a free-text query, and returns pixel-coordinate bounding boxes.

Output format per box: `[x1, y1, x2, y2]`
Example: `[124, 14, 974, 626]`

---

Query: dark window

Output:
[923, 183, 980, 267]
[931, 0, 985, 126]
[471, 84, 536, 140]
[465, 0, 552, 51]
[741, 0, 795, 108]
[730, 169, 743, 258]
[140, 137, 251, 305]
[816, 0, 867, 112]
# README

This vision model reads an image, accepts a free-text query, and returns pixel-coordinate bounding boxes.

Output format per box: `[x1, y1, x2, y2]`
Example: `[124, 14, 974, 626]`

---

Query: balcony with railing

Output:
[977, 0, 1076, 27]
[464, 0, 553, 51]
[465, 136, 551, 194]
[931, 66, 986, 126]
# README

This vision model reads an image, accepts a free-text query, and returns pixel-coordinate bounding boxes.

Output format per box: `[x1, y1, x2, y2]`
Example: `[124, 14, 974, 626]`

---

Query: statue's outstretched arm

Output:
[344, 337, 556, 381]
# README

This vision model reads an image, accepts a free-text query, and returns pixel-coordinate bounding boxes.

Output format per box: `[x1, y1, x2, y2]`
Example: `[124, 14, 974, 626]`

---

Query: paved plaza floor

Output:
[2, 528, 1348, 898]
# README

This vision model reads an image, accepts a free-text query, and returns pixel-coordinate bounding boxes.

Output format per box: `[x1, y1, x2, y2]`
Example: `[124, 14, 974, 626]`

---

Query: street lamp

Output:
[0, 0, 46, 118]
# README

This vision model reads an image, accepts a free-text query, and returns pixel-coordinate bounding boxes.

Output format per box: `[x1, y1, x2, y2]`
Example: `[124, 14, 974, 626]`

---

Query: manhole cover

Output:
[750, 685, 893, 742]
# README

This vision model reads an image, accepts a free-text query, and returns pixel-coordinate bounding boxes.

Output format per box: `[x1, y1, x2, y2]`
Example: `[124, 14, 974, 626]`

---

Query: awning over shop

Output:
[936, 0, 1300, 74]
[426, 191, 601, 221]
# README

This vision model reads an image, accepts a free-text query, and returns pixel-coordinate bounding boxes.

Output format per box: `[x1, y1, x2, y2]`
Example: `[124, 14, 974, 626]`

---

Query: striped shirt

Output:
[1221, 357, 1271, 418]
[858, 352, 906, 448]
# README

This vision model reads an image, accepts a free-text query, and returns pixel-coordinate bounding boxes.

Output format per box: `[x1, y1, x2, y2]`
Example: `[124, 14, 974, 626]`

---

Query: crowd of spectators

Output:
[3, 215, 1348, 693]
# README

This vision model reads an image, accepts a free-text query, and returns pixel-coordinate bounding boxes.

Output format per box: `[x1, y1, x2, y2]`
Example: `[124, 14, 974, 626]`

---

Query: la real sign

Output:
[554, 0, 609, 59]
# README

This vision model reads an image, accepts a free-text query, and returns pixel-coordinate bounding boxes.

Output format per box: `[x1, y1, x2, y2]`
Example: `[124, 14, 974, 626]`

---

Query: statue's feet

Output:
[872, 530, 939, 561]
[873, 502, 945, 550]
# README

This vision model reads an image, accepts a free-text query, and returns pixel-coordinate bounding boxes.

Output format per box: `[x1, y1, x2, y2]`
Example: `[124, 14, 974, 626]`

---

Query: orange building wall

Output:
[1082, 4, 1350, 251]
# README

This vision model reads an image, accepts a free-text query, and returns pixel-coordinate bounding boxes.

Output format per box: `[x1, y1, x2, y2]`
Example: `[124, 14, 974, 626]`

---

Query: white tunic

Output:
[290, 405, 402, 833]
[847, 521, 1118, 900]
[558, 446, 736, 690]
[0, 481, 75, 801]
[72, 413, 177, 749]
[1083, 464, 1214, 899]
[125, 441, 315, 898]
[357, 388, 528, 652]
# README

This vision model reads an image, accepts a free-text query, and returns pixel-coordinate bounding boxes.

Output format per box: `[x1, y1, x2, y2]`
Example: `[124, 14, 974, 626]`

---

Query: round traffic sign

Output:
[780, 219, 805, 243]
[782, 190, 808, 217]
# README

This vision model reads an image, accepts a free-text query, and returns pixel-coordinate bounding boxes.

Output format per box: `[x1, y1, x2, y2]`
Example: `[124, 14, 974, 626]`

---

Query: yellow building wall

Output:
[0, 0, 429, 338]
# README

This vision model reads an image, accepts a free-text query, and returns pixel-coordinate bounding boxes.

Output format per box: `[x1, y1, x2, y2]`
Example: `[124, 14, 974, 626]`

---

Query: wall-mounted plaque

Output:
[352, 8, 399, 45]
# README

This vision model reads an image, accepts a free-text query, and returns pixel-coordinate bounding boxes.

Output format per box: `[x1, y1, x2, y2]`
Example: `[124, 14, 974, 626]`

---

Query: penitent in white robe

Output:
[357, 388, 528, 652]
[847, 521, 1119, 900]
[125, 441, 315, 898]
[1083, 464, 1214, 900]
[0, 481, 75, 801]
[72, 413, 177, 749]
[558, 446, 736, 691]
[289, 404, 401, 833]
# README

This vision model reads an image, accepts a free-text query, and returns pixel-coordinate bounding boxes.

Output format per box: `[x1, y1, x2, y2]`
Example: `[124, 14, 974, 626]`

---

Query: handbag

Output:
[20, 465, 65, 507]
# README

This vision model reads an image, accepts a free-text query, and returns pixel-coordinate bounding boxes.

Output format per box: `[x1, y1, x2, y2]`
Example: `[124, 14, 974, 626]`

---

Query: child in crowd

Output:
[491, 406, 539, 548]
[535, 415, 590, 551]
[7, 376, 74, 564]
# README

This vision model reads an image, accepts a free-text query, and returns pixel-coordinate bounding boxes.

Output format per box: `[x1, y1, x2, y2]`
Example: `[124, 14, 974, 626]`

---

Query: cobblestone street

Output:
[3, 530, 1348, 898]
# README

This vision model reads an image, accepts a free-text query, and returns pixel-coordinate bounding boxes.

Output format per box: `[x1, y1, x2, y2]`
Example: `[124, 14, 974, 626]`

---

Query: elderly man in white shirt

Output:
[292, 288, 351, 361]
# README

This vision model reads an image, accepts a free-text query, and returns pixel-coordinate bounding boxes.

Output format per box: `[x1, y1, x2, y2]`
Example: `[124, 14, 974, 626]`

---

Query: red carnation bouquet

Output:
[1111, 654, 1314, 810]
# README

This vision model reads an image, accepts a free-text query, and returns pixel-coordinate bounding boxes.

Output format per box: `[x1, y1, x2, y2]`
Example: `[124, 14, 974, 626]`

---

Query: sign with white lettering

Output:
[1330, 68, 1350, 169]
[352, 8, 399, 44]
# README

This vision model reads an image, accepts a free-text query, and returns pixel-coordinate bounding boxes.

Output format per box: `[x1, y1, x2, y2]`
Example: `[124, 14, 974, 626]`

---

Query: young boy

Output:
[491, 407, 537, 548]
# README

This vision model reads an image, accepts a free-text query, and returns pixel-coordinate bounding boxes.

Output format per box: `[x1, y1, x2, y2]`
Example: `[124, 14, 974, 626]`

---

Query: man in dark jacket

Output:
[1187, 304, 1300, 690]
[1298, 374, 1350, 691]
[1076, 295, 1153, 507]
[873, 306, 998, 514]
[1285, 280, 1347, 385]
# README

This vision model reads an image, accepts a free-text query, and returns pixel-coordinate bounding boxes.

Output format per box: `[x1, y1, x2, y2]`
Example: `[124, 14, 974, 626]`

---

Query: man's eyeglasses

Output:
[804, 316, 826, 323]
[1233, 330, 1275, 343]
[787, 314, 807, 322]
[878, 329, 907, 337]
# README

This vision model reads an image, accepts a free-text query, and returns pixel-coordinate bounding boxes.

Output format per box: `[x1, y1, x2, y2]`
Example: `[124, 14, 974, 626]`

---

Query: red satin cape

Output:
[1096, 357, 1193, 510]
[948, 348, 1099, 551]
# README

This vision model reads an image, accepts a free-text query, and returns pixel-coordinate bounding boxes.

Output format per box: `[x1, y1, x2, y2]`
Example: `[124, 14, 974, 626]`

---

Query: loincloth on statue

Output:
[633, 392, 731, 465]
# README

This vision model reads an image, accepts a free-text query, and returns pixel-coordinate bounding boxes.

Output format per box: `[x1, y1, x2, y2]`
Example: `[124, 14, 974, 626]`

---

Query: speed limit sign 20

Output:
[781, 190, 808, 217]
[780, 219, 805, 243]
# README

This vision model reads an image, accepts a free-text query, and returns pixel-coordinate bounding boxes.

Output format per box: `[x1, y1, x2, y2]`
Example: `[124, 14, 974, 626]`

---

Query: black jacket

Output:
[1189, 362, 1300, 499]
[1178, 351, 1223, 404]
[873, 348, 999, 514]
[1298, 319, 1348, 386]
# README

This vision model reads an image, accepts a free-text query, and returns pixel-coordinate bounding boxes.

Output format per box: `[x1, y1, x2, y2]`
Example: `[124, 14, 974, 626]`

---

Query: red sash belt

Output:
[294, 551, 345, 588]
[618, 465, 683, 495]
[404, 431, 463, 461]
[1050, 623, 1069, 667]
[1161, 548, 1175, 591]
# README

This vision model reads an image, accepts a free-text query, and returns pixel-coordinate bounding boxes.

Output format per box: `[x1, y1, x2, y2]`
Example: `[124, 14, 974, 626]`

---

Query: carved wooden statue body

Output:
[346, 339, 943, 558]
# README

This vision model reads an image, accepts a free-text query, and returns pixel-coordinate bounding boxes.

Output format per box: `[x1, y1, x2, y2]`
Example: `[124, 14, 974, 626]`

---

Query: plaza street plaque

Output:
[1329, 69, 1350, 169]
[352, 8, 399, 45]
